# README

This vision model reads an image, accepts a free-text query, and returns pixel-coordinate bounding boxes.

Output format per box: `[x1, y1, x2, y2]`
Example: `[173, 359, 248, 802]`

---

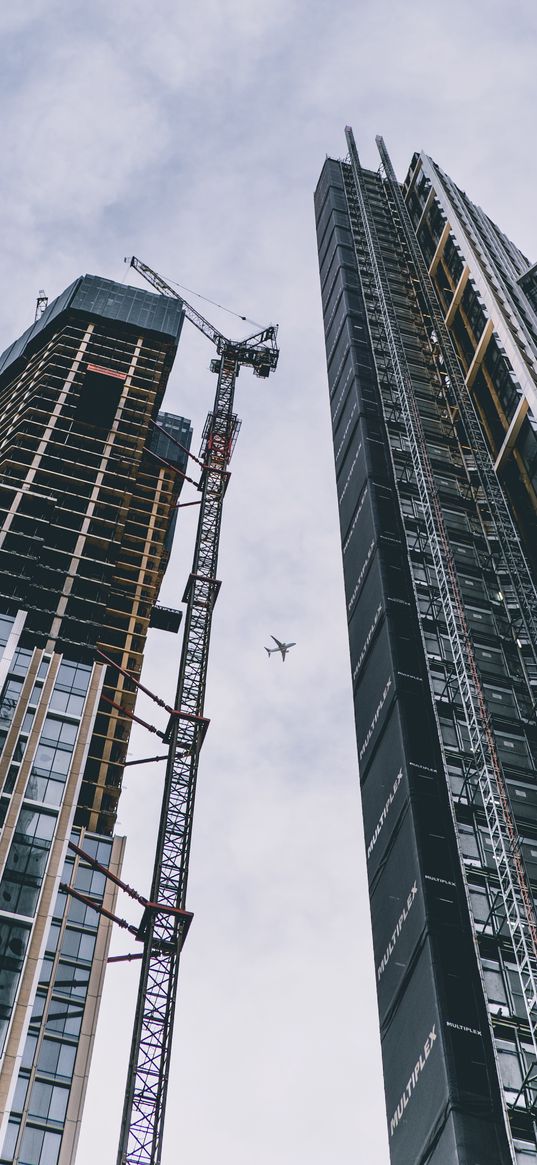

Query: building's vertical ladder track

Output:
[343, 126, 537, 1067]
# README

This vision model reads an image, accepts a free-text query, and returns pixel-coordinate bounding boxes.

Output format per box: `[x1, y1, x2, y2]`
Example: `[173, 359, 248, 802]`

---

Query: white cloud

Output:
[0, 46, 168, 221]
[1, 1, 536, 1162]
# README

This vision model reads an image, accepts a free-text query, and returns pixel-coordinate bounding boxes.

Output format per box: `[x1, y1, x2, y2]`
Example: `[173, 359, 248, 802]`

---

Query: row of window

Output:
[1, 835, 113, 1165]
[0, 648, 93, 1083]
[1, 1124, 60, 1165]
[460, 822, 537, 885]
[0, 653, 92, 806]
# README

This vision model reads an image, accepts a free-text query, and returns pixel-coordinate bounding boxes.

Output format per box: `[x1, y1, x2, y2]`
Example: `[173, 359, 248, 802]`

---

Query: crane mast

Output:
[116, 259, 278, 1165]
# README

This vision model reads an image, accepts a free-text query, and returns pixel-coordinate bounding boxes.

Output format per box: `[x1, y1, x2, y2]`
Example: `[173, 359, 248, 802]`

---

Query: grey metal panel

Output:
[354, 620, 397, 772]
[361, 706, 410, 885]
[371, 810, 426, 1024]
[71, 277, 184, 341]
[425, 1112, 512, 1165]
[150, 412, 193, 471]
[381, 943, 448, 1165]
[0, 276, 183, 386]
[348, 550, 385, 690]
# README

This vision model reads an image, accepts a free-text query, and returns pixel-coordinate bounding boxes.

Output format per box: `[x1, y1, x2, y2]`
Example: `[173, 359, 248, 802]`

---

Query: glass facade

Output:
[1, 831, 114, 1164]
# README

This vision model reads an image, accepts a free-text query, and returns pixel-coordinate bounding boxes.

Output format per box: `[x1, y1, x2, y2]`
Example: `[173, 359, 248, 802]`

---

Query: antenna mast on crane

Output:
[116, 257, 279, 1165]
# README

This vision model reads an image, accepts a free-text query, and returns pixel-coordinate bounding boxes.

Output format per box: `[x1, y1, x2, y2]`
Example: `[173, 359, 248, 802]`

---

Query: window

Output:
[469, 886, 489, 925]
[0, 1119, 20, 1161]
[0, 614, 15, 649]
[28, 682, 43, 707]
[38, 719, 77, 747]
[515, 1142, 537, 1162]
[28, 1080, 69, 1123]
[54, 961, 90, 999]
[474, 643, 506, 678]
[30, 993, 46, 1025]
[0, 677, 24, 726]
[25, 717, 78, 806]
[38, 958, 54, 987]
[20, 1032, 38, 1070]
[483, 965, 508, 1008]
[52, 887, 68, 924]
[506, 965, 528, 1021]
[48, 690, 84, 717]
[10, 1072, 29, 1113]
[439, 717, 458, 749]
[45, 997, 83, 1038]
[496, 733, 531, 769]
[3, 763, 20, 796]
[0, 920, 31, 1054]
[37, 1038, 76, 1081]
[521, 842, 537, 885]
[66, 896, 99, 930]
[458, 824, 480, 861]
[73, 865, 105, 897]
[0, 808, 56, 917]
[22, 711, 35, 734]
[49, 661, 90, 718]
[484, 684, 517, 717]
[18, 1126, 61, 1165]
[79, 837, 112, 866]
[497, 1042, 524, 1092]
[45, 923, 61, 956]
[59, 929, 95, 963]
[10, 648, 33, 678]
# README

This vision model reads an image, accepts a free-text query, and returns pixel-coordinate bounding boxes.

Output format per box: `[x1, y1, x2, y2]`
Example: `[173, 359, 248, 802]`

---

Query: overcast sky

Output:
[1, 2, 537, 1163]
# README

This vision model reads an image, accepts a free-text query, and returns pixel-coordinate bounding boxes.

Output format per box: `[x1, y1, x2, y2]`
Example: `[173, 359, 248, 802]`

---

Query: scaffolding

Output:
[342, 126, 537, 1142]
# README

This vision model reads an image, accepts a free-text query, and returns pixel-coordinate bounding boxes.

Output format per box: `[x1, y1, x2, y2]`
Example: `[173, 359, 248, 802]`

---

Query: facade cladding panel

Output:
[0, 277, 191, 1164]
[314, 143, 537, 1162]
[360, 709, 410, 885]
[0, 275, 183, 386]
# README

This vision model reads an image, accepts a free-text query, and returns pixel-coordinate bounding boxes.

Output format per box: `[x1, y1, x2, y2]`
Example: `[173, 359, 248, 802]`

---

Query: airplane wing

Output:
[271, 635, 284, 649]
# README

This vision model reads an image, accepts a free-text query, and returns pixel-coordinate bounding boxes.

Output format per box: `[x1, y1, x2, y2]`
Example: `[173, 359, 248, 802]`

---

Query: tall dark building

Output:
[315, 130, 537, 1164]
[0, 276, 192, 1164]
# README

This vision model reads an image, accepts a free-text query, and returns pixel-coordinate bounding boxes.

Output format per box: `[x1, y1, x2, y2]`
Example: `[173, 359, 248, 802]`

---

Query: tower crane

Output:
[116, 256, 279, 1165]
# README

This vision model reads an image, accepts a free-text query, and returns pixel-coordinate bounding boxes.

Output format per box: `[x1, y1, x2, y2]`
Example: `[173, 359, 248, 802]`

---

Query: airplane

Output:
[265, 635, 296, 662]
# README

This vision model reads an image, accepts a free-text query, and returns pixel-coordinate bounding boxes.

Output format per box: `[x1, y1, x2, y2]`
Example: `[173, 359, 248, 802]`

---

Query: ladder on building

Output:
[116, 259, 279, 1165]
[342, 126, 537, 1068]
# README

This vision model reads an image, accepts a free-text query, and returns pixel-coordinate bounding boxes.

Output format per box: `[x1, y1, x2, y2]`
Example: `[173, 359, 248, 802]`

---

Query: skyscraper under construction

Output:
[0, 275, 191, 1165]
[315, 130, 537, 1163]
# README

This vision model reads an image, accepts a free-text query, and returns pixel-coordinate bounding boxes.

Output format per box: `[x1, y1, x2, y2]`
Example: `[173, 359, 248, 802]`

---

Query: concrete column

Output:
[465, 319, 494, 389]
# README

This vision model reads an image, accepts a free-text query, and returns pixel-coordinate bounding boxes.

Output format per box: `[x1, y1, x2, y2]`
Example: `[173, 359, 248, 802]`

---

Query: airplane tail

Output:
[265, 647, 271, 657]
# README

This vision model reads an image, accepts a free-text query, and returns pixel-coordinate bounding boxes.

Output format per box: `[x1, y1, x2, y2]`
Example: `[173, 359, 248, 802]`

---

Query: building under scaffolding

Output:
[0, 276, 191, 1164]
[315, 131, 537, 1163]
